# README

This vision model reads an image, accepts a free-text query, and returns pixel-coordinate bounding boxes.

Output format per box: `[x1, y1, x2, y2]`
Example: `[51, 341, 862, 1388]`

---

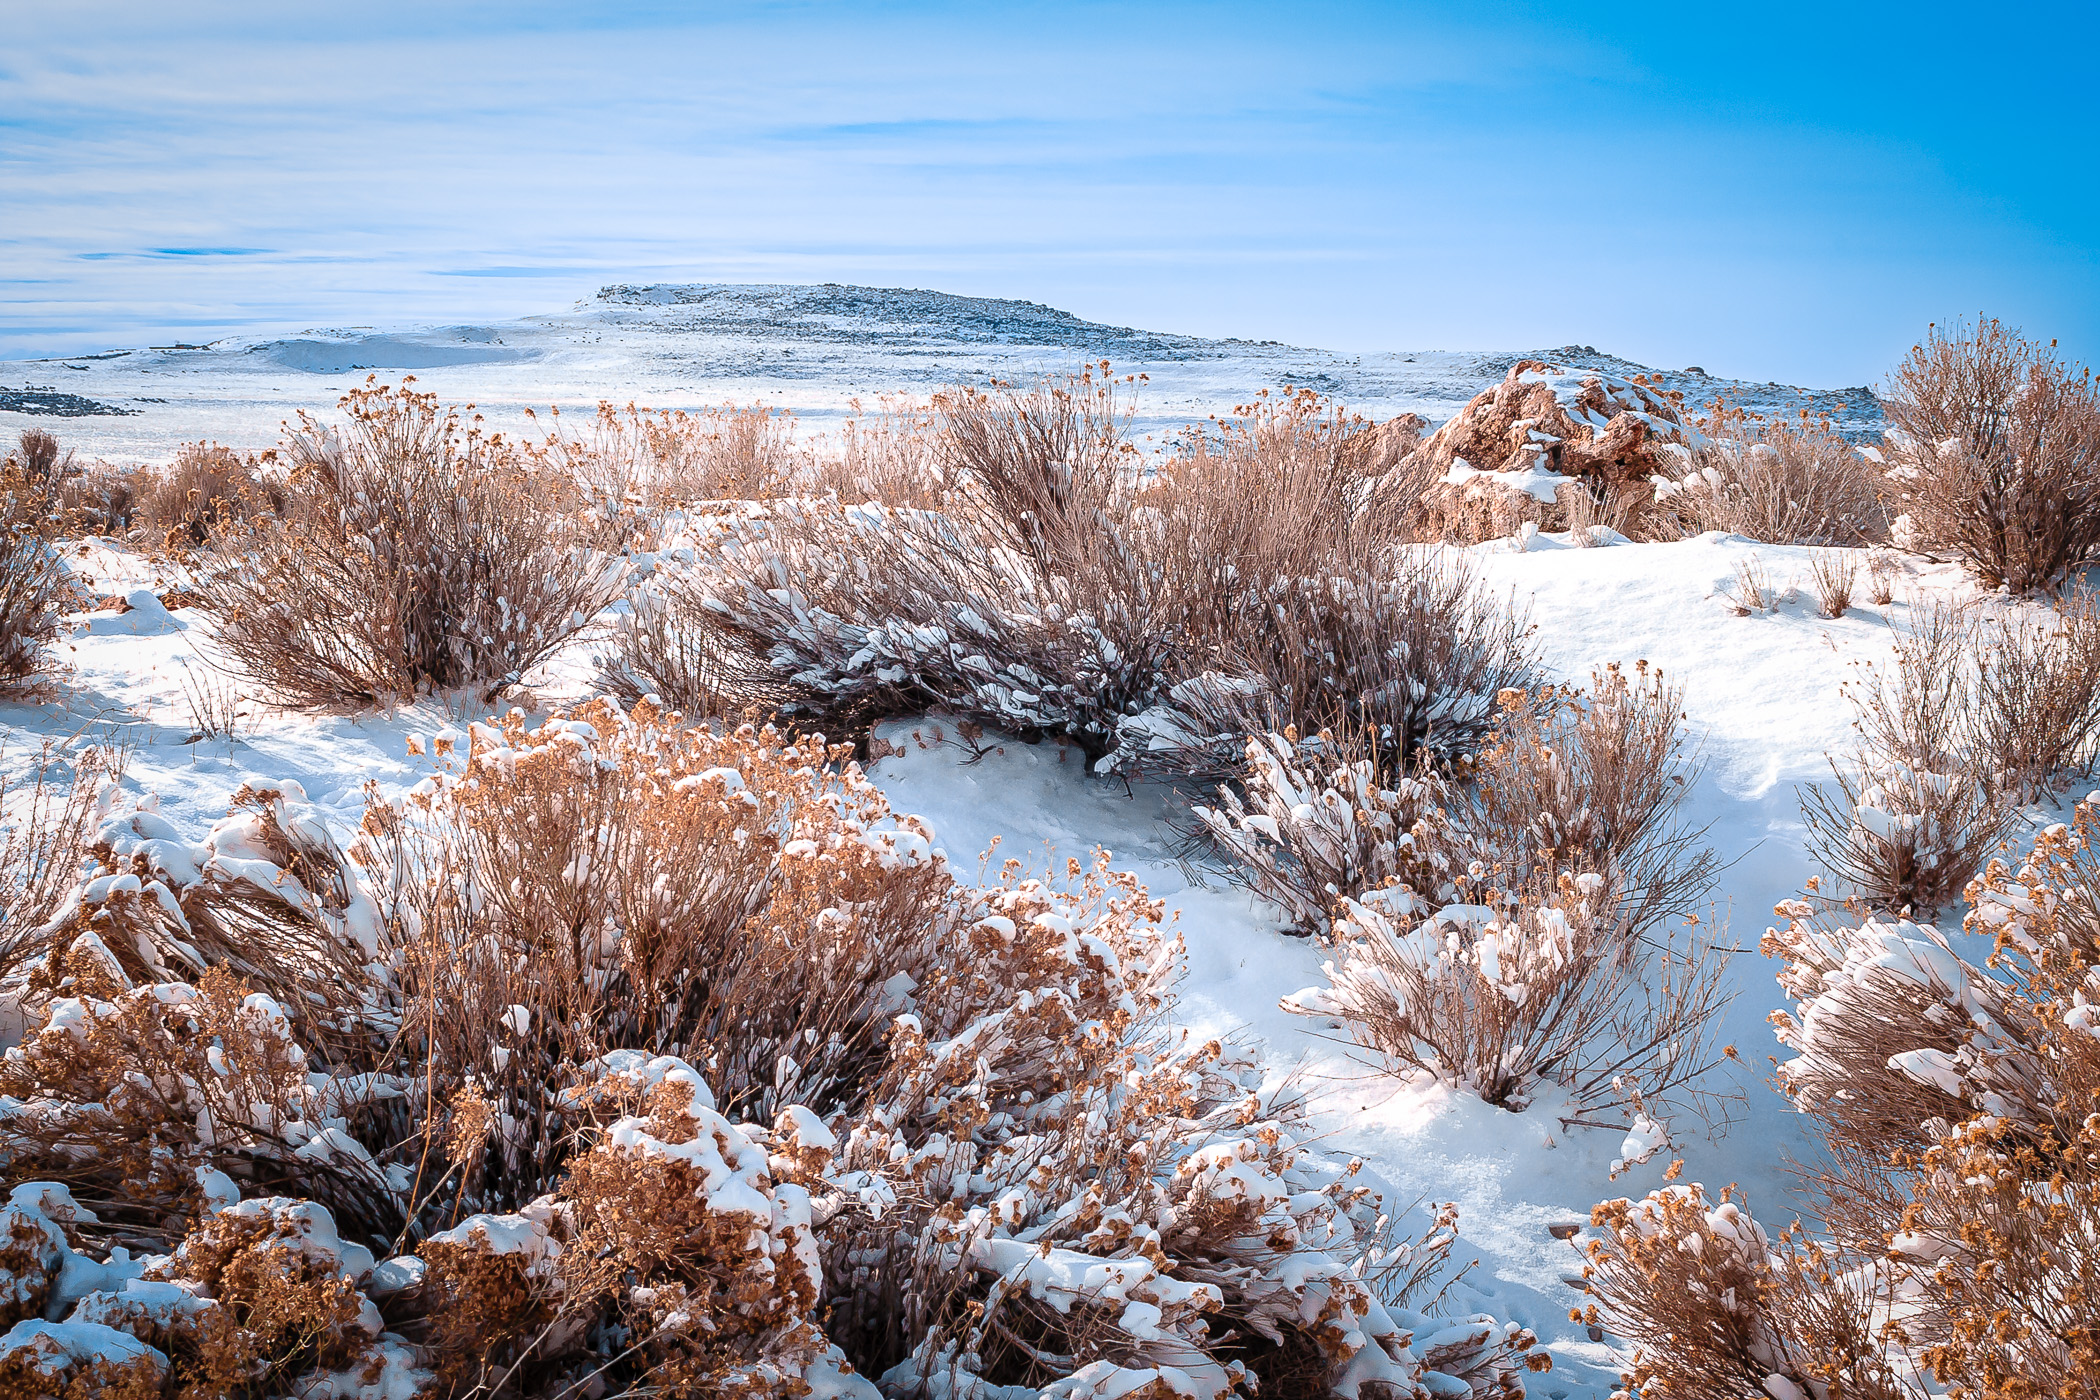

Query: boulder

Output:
[1412, 361, 1694, 524]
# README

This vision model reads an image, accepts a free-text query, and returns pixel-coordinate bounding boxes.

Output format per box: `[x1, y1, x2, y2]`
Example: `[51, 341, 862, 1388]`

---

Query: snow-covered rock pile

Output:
[1410, 361, 1698, 536]
[0, 697, 1549, 1397]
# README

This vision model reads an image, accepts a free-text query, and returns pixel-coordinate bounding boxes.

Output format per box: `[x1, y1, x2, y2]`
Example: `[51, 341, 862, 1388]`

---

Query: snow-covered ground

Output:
[1, 287, 2003, 1395]
[14, 522, 2030, 1398]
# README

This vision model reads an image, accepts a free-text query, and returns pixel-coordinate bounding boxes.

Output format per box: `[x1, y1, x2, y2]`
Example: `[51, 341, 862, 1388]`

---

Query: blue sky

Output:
[2, 1, 2094, 384]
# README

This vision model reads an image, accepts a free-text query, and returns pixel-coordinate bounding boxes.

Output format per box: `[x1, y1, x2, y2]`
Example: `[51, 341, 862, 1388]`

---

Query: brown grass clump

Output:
[1809, 551, 1858, 618]
[191, 379, 626, 707]
[1652, 405, 1890, 546]
[1883, 318, 2100, 592]
[1280, 666, 1729, 1130]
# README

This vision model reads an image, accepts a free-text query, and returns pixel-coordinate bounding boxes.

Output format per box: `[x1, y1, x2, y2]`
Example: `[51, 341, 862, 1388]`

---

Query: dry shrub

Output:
[0, 435, 81, 688]
[1577, 1184, 1912, 1400]
[803, 396, 947, 508]
[653, 372, 1528, 777]
[1973, 587, 2100, 800]
[1277, 666, 1729, 1133]
[1809, 551, 1857, 618]
[1883, 318, 2100, 592]
[1804, 596, 2100, 914]
[1650, 404, 1890, 546]
[0, 747, 113, 982]
[130, 442, 283, 550]
[530, 399, 804, 511]
[192, 380, 626, 707]
[0, 698, 1546, 1397]
[1802, 604, 2012, 916]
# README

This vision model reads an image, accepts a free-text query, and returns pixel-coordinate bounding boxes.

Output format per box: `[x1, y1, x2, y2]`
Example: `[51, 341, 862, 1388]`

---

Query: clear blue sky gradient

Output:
[3, 1, 2094, 384]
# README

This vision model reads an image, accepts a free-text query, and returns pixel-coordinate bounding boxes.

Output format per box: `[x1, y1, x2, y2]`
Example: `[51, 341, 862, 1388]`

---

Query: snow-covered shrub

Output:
[1159, 561, 1537, 782]
[1726, 800, 2100, 1399]
[1764, 905, 2004, 1169]
[1279, 666, 1727, 1127]
[1465, 663, 1716, 939]
[1649, 405, 1889, 546]
[1288, 866, 1729, 1128]
[2, 698, 1544, 1397]
[1195, 729, 1454, 935]
[0, 453, 79, 690]
[1881, 318, 2100, 592]
[192, 380, 627, 707]
[1577, 1184, 1909, 1400]
[664, 371, 1531, 778]
[1800, 604, 2013, 917]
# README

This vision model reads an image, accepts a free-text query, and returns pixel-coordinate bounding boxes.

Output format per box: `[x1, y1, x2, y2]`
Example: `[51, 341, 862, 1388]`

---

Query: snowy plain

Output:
[0, 285, 2019, 1396]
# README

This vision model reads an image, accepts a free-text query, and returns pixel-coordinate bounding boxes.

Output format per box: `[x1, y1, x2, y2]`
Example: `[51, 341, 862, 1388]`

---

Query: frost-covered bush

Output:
[1576, 1184, 1908, 1400]
[1643, 797, 2100, 1400]
[1649, 405, 1889, 546]
[657, 372, 1531, 778]
[192, 380, 627, 707]
[1882, 318, 2100, 592]
[0, 698, 1546, 1397]
[1269, 666, 1727, 1136]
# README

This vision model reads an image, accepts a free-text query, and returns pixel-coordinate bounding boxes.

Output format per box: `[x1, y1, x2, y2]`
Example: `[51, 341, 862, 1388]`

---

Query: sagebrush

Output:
[192, 380, 626, 707]
[0, 698, 1547, 1397]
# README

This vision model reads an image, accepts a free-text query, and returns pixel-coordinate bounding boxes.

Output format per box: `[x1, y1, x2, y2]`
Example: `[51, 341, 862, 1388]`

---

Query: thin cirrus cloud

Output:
[0, 0, 2094, 385]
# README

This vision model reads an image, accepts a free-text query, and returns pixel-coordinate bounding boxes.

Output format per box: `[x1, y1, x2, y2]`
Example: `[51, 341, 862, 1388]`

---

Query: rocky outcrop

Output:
[1409, 361, 1695, 539]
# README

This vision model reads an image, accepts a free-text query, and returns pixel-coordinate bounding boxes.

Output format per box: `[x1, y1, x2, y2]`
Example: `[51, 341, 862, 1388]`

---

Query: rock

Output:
[1408, 360, 1696, 540]
[1345, 412, 1427, 475]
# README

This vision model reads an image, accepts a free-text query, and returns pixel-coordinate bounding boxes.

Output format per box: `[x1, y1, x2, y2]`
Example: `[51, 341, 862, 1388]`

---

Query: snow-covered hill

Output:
[0, 283, 1884, 461]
